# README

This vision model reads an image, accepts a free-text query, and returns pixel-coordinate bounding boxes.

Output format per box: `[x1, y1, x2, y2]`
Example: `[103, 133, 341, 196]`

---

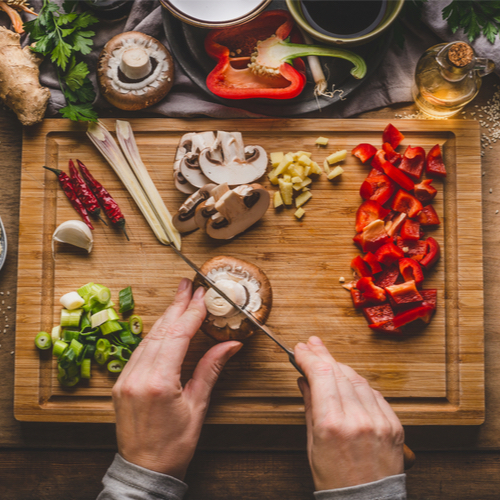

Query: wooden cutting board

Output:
[14, 118, 484, 424]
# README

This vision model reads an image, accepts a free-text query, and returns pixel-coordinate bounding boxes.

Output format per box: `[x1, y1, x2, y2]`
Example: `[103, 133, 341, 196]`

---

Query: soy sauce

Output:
[302, 0, 386, 38]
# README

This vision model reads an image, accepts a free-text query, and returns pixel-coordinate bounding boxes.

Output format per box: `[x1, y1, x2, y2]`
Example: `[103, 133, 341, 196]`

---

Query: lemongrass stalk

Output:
[87, 122, 174, 248]
[115, 120, 181, 250]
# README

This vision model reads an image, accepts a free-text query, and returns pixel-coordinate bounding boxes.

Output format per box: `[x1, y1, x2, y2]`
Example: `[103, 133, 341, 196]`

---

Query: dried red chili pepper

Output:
[43, 166, 94, 230]
[68, 160, 106, 225]
[76, 159, 129, 240]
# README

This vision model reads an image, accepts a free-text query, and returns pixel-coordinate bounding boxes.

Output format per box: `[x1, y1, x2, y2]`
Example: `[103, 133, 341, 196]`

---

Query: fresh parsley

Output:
[442, 1, 500, 44]
[24, 0, 99, 122]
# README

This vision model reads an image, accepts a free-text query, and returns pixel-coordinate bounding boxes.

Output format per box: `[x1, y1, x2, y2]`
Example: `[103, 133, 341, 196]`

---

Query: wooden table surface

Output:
[1, 74, 500, 499]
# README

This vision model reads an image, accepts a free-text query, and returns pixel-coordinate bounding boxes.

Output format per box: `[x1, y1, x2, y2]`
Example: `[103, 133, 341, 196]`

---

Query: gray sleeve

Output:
[314, 474, 406, 500]
[96, 453, 188, 500]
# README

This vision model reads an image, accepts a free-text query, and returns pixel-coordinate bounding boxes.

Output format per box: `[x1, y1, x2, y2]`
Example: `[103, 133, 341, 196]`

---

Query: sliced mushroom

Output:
[198, 131, 268, 186]
[173, 133, 198, 194]
[206, 184, 270, 239]
[193, 256, 273, 342]
[172, 183, 217, 233]
[97, 31, 174, 111]
[193, 183, 230, 229]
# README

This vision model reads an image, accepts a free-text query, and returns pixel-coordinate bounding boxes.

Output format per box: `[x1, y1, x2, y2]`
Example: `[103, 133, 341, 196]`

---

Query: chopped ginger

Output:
[327, 150, 347, 165]
[315, 137, 329, 146]
[270, 152, 284, 168]
[295, 190, 312, 208]
[273, 191, 284, 208]
[327, 166, 344, 180]
[294, 207, 305, 219]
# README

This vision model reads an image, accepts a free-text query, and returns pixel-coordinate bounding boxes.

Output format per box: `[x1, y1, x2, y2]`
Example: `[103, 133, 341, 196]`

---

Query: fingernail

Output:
[229, 342, 243, 355]
[309, 336, 323, 346]
[296, 342, 309, 350]
[193, 286, 205, 299]
[178, 278, 190, 292]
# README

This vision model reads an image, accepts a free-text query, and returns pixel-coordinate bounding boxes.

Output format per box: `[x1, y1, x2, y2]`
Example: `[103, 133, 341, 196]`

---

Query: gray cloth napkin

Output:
[7, 0, 499, 119]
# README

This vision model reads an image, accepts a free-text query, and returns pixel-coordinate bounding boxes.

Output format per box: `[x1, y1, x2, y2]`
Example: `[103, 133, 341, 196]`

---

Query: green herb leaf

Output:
[64, 78, 96, 104]
[59, 102, 99, 123]
[70, 30, 96, 55]
[65, 60, 90, 92]
[73, 12, 99, 30]
[51, 39, 73, 70]
[57, 13, 78, 26]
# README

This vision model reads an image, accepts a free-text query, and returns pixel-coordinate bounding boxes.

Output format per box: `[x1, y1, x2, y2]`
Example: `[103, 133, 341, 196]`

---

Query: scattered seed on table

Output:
[490, 188, 493, 193]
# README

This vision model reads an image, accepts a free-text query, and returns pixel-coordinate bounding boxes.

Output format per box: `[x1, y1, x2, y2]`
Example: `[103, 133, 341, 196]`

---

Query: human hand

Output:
[112, 278, 242, 480]
[294, 336, 404, 491]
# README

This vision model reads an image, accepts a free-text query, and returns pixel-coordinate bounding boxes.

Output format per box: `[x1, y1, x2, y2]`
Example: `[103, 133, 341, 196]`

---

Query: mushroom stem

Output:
[120, 47, 152, 80]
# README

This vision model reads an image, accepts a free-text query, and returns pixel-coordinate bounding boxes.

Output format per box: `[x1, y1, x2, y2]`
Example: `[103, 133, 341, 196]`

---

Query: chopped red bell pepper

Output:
[395, 237, 428, 261]
[380, 161, 414, 191]
[382, 123, 405, 149]
[363, 304, 395, 325]
[355, 220, 391, 253]
[374, 264, 400, 288]
[374, 242, 405, 266]
[420, 289, 437, 309]
[400, 218, 421, 241]
[417, 205, 441, 226]
[391, 190, 423, 218]
[371, 149, 387, 171]
[368, 320, 402, 334]
[420, 237, 440, 270]
[351, 287, 384, 308]
[359, 172, 396, 206]
[385, 212, 407, 238]
[351, 255, 372, 278]
[357, 277, 386, 303]
[413, 178, 437, 204]
[363, 252, 382, 274]
[355, 200, 390, 233]
[382, 142, 402, 165]
[399, 258, 424, 286]
[399, 145, 426, 180]
[393, 304, 435, 328]
[426, 144, 447, 177]
[385, 280, 423, 306]
[352, 143, 377, 163]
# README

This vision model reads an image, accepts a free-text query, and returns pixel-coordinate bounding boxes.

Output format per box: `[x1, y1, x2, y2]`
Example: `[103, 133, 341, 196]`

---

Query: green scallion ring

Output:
[107, 359, 125, 373]
[52, 339, 68, 358]
[81, 359, 91, 379]
[94, 349, 110, 365]
[96, 338, 111, 352]
[129, 315, 143, 335]
[35, 331, 52, 350]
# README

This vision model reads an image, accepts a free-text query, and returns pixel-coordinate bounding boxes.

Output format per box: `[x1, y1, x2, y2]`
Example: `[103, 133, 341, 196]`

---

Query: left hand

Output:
[112, 278, 242, 480]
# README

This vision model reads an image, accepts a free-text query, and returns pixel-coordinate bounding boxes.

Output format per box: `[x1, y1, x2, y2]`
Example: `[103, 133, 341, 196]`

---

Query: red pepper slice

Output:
[363, 252, 382, 274]
[374, 242, 405, 266]
[399, 145, 426, 180]
[363, 304, 395, 324]
[391, 190, 423, 218]
[420, 289, 437, 309]
[385, 280, 423, 306]
[380, 161, 414, 191]
[382, 142, 402, 165]
[355, 200, 390, 233]
[374, 264, 400, 288]
[355, 220, 391, 253]
[417, 205, 441, 226]
[368, 320, 402, 334]
[352, 143, 377, 163]
[370, 149, 387, 171]
[351, 288, 368, 308]
[357, 277, 386, 303]
[426, 144, 447, 177]
[385, 212, 406, 238]
[400, 218, 421, 241]
[393, 304, 435, 328]
[382, 123, 405, 149]
[413, 178, 437, 204]
[420, 237, 441, 270]
[399, 258, 424, 286]
[395, 237, 428, 261]
[359, 172, 396, 206]
[351, 255, 372, 278]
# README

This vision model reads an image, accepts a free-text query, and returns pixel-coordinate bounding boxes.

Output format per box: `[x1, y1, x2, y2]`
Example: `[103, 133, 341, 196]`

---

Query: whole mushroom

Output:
[97, 31, 174, 111]
[193, 256, 273, 342]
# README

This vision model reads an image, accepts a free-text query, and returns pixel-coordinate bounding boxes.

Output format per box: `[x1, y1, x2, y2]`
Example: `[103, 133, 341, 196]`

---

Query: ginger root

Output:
[0, 26, 50, 126]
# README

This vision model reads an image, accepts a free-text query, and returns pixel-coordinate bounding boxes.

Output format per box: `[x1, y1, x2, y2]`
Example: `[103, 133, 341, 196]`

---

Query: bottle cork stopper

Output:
[448, 42, 474, 67]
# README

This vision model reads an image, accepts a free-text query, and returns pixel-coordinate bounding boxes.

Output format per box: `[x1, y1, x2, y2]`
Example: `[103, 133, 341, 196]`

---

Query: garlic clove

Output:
[52, 220, 93, 255]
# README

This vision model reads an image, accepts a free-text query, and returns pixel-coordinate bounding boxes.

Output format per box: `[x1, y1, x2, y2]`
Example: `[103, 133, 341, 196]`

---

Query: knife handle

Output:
[403, 444, 416, 470]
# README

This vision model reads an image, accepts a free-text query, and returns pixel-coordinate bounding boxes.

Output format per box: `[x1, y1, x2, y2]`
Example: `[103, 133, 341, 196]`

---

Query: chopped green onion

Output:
[119, 286, 135, 313]
[51, 325, 61, 343]
[129, 315, 143, 335]
[96, 338, 111, 352]
[81, 359, 91, 379]
[63, 329, 80, 342]
[69, 339, 84, 358]
[91, 284, 112, 304]
[119, 328, 136, 345]
[65, 361, 79, 379]
[82, 334, 98, 343]
[107, 359, 125, 373]
[94, 349, 110, 365]
[80, 311, 92, 331]
[85, 344, 96, 359]
[59, 347, 76, 369]
[91, 308, 119, 328]
[35, 331, 52, 350]
[57, 372, 80, 387]
[61, 308, 83, 328]
[77, 282, 95, 300]
[79, 327, 99, 337]
[91, 300, 115, 314]
[100, 320, 122, 336]
[53, 339, 68, 358]
[114, 345, 132, 362]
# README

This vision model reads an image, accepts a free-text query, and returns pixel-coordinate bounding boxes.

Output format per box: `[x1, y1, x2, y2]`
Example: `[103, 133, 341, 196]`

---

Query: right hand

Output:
[294, 336, 405, 491]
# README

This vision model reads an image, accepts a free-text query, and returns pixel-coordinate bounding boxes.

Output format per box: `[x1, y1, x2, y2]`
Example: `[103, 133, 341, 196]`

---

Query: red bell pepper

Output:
[400, 218, 421, 241]
[420, 237, 440, 270]
[363, 252, 382, 274]
[351, 288, 368, 308]
[399, 258, 424, 286]
[205, 10, 366, 100]
[385, 212, 407, 237]
[359, 171, 396, 206]
[417, 205, 441, 226]
[374, 264, 401, 288]
[382, 123, 404, 149]
[391, 190, 423, 218]
[393, 304, 435, 328]
[413, 178, 437, 204]
[420, 289, 437, 309]
[426, 144, 447, 177]
[374, 242, 405, 266]
[385, 280, 423, 306]
[355, 220, 391, 253]
[363, 304, 394, 325]
[395, 237, 428, 261]
[355, 200, 390, 233]
[382, 142, 402, 165]
[357, 277, 386, 303]
[351, 255, 372, 278]
[352, 143, 377, 163]
[369, 320, 402, 334]
[399, 145, 426, 180]
[371, 149, 387, 171]
[380, 161, 414, 191]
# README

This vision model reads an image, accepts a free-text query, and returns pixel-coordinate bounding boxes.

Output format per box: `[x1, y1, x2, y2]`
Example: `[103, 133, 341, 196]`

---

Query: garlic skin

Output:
[52, 220, 93, 255]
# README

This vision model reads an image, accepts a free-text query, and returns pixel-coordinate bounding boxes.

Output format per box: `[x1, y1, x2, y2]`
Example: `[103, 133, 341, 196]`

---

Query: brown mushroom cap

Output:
[193, 256, 272, 342]
[97, 31, 174, 111]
